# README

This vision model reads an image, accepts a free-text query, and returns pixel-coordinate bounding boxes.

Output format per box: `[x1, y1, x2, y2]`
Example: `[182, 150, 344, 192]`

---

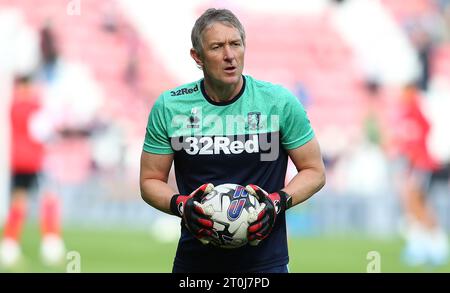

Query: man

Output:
[140, 8, 325, 273]
[391, 84, 448, 266]
[0, 76, 65, 268]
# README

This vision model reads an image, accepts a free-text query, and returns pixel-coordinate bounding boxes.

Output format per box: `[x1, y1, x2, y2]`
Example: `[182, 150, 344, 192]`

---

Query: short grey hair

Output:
[191, 8, 246, 55]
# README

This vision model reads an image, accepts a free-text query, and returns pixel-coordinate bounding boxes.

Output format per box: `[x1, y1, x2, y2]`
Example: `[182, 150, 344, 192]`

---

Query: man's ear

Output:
[190, 48, 203, 68]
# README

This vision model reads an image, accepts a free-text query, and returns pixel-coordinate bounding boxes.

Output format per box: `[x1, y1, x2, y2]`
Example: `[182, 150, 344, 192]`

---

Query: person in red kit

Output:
[391, 84, 448, 267]
[0, 75, 65, 269]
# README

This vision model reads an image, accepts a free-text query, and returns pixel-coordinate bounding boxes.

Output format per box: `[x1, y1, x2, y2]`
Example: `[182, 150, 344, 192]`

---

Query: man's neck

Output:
[203, 76, 243, 103]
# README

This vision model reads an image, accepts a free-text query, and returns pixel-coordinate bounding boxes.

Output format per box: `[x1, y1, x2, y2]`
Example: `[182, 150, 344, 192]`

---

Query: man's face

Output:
[195, 22, 245, 87]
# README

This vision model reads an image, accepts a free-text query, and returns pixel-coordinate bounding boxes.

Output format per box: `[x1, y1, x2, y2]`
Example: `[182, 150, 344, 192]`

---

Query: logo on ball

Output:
[227, 186, 248, 221]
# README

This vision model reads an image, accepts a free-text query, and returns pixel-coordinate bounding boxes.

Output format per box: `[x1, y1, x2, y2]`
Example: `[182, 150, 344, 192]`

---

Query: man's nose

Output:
[223, 45, 235, 61]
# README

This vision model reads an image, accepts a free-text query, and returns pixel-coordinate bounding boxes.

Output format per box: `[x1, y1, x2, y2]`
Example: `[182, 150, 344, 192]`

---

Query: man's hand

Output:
[245, 184, 292, 246]
[170, 183, 215, 244]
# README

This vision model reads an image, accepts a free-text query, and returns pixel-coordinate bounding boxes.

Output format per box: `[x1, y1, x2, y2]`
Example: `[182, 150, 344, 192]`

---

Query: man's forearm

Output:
[140, 179, 177, 215]
[282, 167, 326, 207]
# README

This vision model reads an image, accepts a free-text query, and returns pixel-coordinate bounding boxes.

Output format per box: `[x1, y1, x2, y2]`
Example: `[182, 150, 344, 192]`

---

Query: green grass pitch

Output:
[1, 225, 449, 272]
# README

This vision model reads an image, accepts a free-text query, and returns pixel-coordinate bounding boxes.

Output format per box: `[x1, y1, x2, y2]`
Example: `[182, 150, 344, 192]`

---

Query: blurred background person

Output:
[0, 75, 65, 269]
[39, 21, 59, 84]
[390, 83, 448, 267]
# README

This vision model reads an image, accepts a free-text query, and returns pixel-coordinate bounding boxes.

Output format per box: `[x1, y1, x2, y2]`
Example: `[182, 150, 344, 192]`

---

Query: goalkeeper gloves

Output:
[170, 183, 215, 244]
[245, 184, 292, 246]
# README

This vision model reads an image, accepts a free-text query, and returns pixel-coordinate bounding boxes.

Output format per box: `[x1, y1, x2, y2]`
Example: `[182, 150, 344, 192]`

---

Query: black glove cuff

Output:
[278, 190, 292, 211]
[170, 194, 181, 217]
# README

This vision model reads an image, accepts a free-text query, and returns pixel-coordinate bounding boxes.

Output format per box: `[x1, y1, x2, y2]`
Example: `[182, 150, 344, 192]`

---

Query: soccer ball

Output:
[201, 183, 261, 249]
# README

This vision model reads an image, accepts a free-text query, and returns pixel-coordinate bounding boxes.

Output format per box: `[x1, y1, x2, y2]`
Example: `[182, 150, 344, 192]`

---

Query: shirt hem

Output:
[173, 256, 289, 273]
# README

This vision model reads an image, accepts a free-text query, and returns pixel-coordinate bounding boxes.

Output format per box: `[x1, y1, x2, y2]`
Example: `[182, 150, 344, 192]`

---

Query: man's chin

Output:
[220, 74, 242, 85]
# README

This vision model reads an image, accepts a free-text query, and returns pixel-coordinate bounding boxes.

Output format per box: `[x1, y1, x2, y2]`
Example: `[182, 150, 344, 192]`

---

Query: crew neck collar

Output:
[200, 75, 246, 106]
